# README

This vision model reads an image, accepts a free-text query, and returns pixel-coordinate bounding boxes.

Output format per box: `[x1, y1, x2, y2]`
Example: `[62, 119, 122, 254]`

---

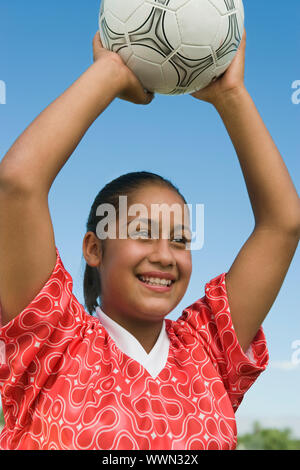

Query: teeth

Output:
[140, 276, 172, 286]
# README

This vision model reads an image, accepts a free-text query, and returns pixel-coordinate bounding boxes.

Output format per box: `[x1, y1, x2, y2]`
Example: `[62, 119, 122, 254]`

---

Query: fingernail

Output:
[144, 88, 154, 97]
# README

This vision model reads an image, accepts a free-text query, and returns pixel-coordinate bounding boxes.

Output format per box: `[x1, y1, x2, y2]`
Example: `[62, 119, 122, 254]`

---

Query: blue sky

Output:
[0, 0, 300, 436]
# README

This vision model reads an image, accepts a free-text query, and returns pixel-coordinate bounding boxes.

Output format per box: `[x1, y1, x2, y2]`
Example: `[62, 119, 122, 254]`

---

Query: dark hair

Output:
[83, 171, 187, 315]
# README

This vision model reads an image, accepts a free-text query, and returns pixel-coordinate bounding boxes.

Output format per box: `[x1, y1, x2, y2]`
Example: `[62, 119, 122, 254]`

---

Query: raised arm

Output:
[191, 32, 300, 352]
[0, 32, 153, 327]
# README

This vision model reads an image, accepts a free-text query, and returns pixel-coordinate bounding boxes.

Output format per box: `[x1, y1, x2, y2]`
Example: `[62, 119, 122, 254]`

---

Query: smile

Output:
[137, 275, 174, 292]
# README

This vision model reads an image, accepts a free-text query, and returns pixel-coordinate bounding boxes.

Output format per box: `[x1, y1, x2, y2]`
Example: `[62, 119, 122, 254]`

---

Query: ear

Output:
[82, 232, 103, 267]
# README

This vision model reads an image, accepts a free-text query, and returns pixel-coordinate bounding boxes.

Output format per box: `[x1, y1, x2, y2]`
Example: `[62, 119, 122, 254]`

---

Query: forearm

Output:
[0, 59, 124, 195]
[215, 87, 300, 233]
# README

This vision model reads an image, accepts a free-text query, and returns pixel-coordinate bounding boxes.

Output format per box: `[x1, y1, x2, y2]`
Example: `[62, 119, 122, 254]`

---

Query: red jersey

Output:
[0, 248, 268, 450]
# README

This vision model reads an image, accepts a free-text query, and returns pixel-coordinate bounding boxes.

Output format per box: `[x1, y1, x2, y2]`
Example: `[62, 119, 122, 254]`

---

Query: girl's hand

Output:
[190, 30, 246, 106]
[93, 31, 154, 105]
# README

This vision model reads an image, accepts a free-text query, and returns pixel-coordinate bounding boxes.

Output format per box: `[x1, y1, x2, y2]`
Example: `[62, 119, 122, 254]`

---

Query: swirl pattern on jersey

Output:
[0, 248, 268, 450]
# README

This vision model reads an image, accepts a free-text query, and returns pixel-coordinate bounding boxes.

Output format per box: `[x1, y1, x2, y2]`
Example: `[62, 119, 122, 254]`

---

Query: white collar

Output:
[95, 306, 170, 379]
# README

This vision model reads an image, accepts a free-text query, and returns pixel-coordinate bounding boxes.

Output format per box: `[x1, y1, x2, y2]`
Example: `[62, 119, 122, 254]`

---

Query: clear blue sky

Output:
[0, 0, 300, 436]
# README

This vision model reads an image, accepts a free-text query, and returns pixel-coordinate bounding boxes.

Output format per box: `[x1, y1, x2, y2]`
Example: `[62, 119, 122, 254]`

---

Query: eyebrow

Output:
[124, 217, 192, 235]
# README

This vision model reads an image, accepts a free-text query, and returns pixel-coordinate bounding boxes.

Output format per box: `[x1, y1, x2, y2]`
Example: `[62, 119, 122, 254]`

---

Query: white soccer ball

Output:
[99, 0, 244, 96]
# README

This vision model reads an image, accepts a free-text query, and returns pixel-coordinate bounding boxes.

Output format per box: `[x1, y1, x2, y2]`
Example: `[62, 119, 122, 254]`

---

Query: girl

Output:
[0, 29, 299, 450]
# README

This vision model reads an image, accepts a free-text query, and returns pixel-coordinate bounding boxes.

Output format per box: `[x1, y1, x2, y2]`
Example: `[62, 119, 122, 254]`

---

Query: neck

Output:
[99, 306, 164, 354]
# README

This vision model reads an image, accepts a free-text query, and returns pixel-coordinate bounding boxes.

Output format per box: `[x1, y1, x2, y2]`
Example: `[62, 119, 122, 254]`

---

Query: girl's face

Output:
[98, 185, 192, 326]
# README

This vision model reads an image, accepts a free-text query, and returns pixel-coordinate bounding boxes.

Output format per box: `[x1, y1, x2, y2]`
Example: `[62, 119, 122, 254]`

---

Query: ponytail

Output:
[83, 264, 101, 315]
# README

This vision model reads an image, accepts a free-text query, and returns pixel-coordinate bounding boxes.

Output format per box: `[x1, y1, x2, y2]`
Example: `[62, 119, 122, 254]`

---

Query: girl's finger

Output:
[142, 89, 154, 105]
[239, 29, 246, 50]
[126, 75, 154, 104]
[135, 88, 154, 105]
[93, 31, 103, 48]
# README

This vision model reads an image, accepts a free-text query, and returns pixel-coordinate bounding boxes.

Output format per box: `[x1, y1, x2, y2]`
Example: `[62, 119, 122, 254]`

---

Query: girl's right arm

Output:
[0, 33, 153, 327]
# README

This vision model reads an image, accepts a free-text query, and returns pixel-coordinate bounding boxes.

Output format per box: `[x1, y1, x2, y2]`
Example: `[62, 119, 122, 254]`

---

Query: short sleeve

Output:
[177, 272, 269, 412]
[0, 247, 92, 430]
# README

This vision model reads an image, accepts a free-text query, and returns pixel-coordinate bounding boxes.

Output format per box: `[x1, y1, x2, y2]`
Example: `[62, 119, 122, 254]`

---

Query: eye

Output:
[172, 236, 190, 245]
[130, 230, 149, 239]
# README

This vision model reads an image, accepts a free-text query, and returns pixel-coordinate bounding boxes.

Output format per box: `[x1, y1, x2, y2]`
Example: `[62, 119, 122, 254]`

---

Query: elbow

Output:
[255, 210, 300, 239]
[291, 221, 300, 239]
[0, 160, 35, 197]
[281, 215, 300, 239]
[288, 204, 300, 238]
[278, 221, 300, 239]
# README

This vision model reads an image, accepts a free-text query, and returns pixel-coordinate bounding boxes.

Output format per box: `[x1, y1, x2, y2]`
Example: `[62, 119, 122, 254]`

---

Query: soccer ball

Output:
[99, 0, 244, 96]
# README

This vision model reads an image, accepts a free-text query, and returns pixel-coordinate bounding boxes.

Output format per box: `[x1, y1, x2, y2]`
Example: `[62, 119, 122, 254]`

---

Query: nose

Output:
[147, 238, 176, 267]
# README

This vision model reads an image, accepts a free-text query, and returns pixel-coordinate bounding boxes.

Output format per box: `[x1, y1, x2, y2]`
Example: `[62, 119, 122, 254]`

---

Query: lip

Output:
[137, 271, 176, 281]
[137, 276, 174, 293]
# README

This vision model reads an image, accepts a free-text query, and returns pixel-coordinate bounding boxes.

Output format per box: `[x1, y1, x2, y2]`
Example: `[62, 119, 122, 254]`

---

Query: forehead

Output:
[129, 184, 185, 207]
[122, 184, 190, 230]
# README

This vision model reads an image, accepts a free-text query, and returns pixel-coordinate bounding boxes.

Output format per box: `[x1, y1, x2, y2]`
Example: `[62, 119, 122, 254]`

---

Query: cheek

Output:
[102, 242, 140, 282]
[177, 252, 192, 279]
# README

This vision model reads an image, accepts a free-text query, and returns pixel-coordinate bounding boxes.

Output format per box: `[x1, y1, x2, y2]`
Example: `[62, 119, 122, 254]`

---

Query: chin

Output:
[138, 303, 174, 320]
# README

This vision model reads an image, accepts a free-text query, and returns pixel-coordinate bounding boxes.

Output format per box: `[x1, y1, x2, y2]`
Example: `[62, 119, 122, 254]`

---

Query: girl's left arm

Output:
[192, 32, 300, 353]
